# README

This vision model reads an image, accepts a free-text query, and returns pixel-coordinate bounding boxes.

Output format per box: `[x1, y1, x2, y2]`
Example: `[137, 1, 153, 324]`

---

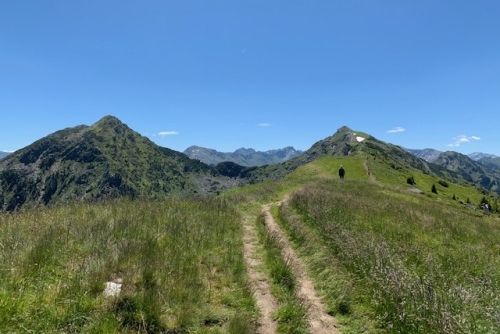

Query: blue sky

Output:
[1, 1, 499, 155]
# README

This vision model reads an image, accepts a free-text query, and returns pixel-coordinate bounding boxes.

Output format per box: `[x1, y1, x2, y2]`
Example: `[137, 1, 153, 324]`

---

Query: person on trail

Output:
[482, 203, 491, 216]
[339, 165, 345, 180]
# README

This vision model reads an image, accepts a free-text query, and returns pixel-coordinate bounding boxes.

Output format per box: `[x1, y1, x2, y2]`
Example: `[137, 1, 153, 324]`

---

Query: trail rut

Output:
[243, 196, 340, 333]
[243, 215, 278, 334]
[261, 201, 340, 334]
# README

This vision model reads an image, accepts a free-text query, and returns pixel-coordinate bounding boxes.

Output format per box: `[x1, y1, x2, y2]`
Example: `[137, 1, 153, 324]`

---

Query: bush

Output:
[438, 180, 449, 188]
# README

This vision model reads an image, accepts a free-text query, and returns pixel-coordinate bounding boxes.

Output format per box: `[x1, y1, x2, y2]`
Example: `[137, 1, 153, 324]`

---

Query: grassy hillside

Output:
[278, 180, 500, 333]
[1, 154, 499, 333]
[225, 156, 500, 333]
[0, 198, 256, 333]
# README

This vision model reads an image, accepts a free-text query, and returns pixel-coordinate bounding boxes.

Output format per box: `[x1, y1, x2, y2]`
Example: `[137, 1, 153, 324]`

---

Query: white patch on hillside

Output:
[356, 136, 365, 142]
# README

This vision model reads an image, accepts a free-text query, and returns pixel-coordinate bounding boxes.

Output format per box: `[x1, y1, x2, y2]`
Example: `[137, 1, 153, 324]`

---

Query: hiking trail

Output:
[243, 214, 278, 334]
[243, 197, 340, 333]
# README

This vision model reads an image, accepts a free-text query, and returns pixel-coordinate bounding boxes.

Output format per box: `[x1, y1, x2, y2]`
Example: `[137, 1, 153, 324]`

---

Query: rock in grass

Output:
[104, 278, 123, 298]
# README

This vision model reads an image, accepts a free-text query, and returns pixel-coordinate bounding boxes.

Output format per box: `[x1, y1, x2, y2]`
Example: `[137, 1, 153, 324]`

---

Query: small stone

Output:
[104, 281, 122, 298]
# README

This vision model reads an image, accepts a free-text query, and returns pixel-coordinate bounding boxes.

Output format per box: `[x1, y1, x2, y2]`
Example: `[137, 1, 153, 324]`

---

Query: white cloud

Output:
[386, 126, 406, 133]
[156, 131, 178, 137]
[448, 135, 480, 147]
[258, 123, 272, 127]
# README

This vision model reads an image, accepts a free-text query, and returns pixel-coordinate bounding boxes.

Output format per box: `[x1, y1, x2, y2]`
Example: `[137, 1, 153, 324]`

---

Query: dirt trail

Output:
[261, 200, 340, 334]
[364, 160, 377, 183]
[243, 215, 278, 334]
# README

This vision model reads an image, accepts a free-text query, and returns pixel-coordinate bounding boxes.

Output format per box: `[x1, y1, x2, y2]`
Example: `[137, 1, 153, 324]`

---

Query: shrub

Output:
[438, 180, 449, 187]
[407, 176, 416, 185]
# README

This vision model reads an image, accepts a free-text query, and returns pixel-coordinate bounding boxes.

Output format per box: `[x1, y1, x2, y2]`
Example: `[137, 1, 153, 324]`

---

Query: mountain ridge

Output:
[184, 145, 302, 166]
[1, 116, 499, 211]
[0, 116, 246, 211]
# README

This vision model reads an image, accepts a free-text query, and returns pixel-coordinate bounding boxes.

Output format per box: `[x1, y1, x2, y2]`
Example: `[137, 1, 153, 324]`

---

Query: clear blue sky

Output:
[1, 1, 499, 155]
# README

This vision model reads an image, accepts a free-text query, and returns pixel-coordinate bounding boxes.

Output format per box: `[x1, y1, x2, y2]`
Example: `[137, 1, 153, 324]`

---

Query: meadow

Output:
[0, 198, 256, 333]
[1, 155, 499, 333]
[278, 179, 500, 333]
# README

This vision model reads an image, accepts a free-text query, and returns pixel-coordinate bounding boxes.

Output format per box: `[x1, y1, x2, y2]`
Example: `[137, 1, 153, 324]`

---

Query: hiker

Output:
[482, 203, 491, 216]
[339, 165, 345, 180]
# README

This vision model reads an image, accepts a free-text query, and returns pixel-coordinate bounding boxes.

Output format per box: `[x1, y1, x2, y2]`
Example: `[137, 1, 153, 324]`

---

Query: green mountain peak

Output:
[0, 115, 235, 211]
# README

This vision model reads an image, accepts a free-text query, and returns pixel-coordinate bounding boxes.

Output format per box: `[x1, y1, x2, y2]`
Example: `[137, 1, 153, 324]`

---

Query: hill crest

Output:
[1, 117, 499, 210]
[0, 116, 240, 211]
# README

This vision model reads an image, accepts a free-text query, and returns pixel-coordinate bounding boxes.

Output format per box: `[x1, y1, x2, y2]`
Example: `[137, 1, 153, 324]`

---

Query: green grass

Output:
[280, 179, 500, 333]
[0, 197, 256, 333]
[255, 211, 308, 334]
[2, 154, 499, 333]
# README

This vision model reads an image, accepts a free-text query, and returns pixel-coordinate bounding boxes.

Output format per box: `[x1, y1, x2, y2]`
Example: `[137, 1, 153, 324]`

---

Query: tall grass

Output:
[0, 197, 256, 333]
[279, 180, 500, 333]
[255, 213, 308, 334]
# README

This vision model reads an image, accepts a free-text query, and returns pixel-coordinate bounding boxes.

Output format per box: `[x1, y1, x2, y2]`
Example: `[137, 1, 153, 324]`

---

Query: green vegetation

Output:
[0, 116, 233, 211]
[2, 131, 500, 333]
[0, 198, 256, 333]
[256, 211, 308, 333]
[279, 180, 500, 333]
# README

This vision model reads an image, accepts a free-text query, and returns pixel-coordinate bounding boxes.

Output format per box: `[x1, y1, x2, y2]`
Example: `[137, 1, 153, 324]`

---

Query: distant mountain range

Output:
[1, 116, 500, 211]
[184, 145, 303, 166]
[406, 148, 500, 169]
[0, 151, 11, 160]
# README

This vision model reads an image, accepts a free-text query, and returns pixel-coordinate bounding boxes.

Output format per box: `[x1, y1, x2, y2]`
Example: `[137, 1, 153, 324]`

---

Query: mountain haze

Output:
[184, 145, 302, 166]
[405, 148, 443, 162]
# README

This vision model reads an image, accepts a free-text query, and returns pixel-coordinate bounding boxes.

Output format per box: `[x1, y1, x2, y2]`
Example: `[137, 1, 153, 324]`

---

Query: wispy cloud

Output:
[448, 135, 481, 147]
[156, 131, 179, 137]
[258, 123, 272, 127]
[386, 126, 406, 133]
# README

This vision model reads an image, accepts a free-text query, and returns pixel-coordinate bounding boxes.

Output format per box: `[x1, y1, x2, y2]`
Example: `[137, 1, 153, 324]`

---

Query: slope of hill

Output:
[407, 148, 500, 193]
[0, 151, 10, 160]
[2, 122, 499, 332]
[2, 119, 499, 211]
[184, 145, 302, 166]
[475, 155, 500, 170]
[468, 152, 499, 161]
[406, 149, 500, 188]
[2, 150, 498, 333]
[432, 151, 500, 193]
[247, 126, 476, 190]
[0, 116, 244, 211]
[243, 126, 373, 182]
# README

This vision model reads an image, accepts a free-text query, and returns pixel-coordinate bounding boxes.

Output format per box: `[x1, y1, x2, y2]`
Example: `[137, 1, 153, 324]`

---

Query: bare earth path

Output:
[243, 214, 278, 334]
[261, 200, 340, 334]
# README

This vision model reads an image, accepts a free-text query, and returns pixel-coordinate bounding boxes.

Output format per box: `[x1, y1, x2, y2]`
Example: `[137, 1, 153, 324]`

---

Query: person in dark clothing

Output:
[339, 165, 345, 180]
[482, 203, 491, 216]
